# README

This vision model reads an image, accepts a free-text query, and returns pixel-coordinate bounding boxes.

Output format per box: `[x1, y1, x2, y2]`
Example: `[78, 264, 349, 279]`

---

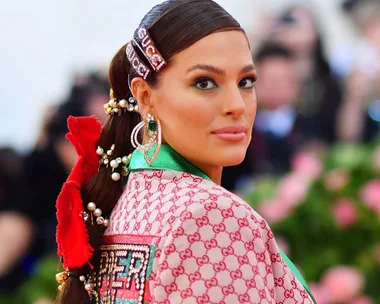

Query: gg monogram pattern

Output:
[105, 170, 313, 303]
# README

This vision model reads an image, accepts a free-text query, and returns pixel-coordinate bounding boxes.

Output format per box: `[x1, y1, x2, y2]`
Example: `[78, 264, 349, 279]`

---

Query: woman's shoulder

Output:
[116, 170, 269, 236]
[147, 169, 266, 226]
[171, 178, 268, 232]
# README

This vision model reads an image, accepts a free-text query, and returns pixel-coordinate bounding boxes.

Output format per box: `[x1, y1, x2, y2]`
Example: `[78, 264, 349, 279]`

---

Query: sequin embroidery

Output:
[96, 235, 160, 304]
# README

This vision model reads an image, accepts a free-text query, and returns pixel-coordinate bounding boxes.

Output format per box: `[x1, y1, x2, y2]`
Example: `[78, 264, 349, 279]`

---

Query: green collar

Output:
[128, 144, 210, 180]
[128, 144, 315, 303]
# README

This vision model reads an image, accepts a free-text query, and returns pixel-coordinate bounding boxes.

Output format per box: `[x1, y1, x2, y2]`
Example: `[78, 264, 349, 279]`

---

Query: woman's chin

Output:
[218, 150, 247, 167]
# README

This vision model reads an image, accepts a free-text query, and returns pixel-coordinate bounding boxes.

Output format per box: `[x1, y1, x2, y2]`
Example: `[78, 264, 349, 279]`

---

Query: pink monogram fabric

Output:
[105, 170, 313, 303]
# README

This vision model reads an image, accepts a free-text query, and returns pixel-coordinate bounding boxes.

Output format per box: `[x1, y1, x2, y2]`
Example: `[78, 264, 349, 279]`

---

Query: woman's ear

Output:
[130, 77, 153, 118]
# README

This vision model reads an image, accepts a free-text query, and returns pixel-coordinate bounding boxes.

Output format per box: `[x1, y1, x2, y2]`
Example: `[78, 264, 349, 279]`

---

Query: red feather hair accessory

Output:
[56, 116, 102, 269]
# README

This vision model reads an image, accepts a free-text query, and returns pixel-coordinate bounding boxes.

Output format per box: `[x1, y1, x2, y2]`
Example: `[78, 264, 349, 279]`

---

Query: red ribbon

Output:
[56, 115, 102, 269]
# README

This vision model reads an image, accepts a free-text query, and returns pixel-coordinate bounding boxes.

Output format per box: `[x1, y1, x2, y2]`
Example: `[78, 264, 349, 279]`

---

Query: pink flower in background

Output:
[324, 169, 350, 191]
[258, 199, 292, 224]
[360, 180, 380, 215]
[276, 173, 310, 208]
[292, 152, 323, 180]
[332, 198, 358, 227]
[309, 283, 331, 304]
[321, 266, 365, 303]
[350, 296, 375, 304]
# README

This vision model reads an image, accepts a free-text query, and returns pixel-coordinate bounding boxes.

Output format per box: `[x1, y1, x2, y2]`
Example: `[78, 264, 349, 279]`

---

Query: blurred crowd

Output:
[0, 72, 109, 293]
[223, 0, 380, 189]
[1, 0, 380, 296]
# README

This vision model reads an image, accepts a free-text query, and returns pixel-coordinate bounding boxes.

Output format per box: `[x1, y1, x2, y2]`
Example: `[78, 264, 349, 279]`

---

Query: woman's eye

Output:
[239, 77, 256, 89]
[193, 77, 218, 90]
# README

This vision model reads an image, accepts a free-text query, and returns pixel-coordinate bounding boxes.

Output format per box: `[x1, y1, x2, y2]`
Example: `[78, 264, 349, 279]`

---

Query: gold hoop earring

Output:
[130, 114, 161, 165]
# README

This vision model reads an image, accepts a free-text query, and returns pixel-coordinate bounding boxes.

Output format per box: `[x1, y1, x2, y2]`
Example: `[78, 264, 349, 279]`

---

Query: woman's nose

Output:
[222, 86, 246, 118]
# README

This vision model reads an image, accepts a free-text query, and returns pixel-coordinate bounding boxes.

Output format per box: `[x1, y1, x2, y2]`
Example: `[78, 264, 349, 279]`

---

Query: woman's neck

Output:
[192, 161, 223, 184]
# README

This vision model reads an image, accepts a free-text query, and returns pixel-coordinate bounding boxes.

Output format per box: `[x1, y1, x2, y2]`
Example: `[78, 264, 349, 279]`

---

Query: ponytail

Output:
[56, 44, 141, 303]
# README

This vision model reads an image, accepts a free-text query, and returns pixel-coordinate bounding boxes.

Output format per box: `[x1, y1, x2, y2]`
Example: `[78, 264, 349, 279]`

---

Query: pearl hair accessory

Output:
[96, 144, 131, 182]
[110, 155, 131, 181]
[104, 94, 139, 116]
[82, 202, 110, 228]
[96, 144, 115, 167]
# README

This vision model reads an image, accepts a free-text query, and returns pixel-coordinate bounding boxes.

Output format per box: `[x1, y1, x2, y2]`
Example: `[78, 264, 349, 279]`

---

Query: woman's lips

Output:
[212, 126, 247, 142]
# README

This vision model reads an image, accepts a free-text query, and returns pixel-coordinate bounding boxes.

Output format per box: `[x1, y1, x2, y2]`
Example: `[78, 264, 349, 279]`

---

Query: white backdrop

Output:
[0, 0, 352, 151]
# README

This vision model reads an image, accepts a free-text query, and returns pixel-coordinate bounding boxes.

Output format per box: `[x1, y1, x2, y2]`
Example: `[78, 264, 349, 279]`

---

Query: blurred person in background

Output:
[337, 0, 380, 142]
[0, 71, 109, 293]
[0, 147, 33, 292]
[61, 71, 109, 124]
[223, 43, 307, 190]
[222, 6, 343, 191]
[18, 71, 109, 256]
[271, 6, 343, 144]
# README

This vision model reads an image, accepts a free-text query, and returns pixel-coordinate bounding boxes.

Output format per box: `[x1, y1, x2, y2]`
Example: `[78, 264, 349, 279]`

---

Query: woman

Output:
[55, 0, 316, 303]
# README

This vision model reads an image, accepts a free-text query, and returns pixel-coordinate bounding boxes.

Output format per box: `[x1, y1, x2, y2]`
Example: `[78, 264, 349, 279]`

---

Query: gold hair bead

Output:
[55, 271, 68, 285]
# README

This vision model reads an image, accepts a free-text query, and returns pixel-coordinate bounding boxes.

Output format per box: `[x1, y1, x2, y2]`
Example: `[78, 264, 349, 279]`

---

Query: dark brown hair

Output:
[56, 0, 241, 302]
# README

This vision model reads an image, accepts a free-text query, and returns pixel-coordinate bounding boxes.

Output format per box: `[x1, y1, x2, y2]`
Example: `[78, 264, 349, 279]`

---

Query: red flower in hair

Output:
[56, 116, 102, 269]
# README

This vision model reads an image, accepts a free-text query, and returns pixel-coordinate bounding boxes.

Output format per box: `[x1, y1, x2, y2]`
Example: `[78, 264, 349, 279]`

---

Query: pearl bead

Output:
[107, 150, 113, 156]
[79, 275, 86, 282]
[93, 208, 102, 217]
[96, 216, 105, 225]
[103, 159, 109, 165]
[122, 156, 130, 165]
[109, 99, 116, 106]
[84, 283, 94, 291]
[121, 167, 129, 176]
[111, 172, 121, 181]
[87, 202, 96, 211]
[116, 157, 122, 163]
[119, 99, 127, 108]
[103, 219, 110, 227]
[110, 160, 119, 169]
[134, 105, 139, 112]
[127, 105, 134, 112]
[96, 147, 103, 156]
[113, 108, 119, 113]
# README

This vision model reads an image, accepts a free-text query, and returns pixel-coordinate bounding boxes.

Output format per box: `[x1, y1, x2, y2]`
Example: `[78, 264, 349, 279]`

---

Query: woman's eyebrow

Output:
[186, 64, 225, 75]
[186, 64, 256, 75]
[240, 64, 255, 74]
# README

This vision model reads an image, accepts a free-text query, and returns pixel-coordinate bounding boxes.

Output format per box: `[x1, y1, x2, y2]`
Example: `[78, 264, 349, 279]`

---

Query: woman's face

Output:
[149, 30, 257, 173]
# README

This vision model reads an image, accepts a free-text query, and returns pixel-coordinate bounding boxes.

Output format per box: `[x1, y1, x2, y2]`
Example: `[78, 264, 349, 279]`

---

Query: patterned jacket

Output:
[100, 167, 315, 304]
